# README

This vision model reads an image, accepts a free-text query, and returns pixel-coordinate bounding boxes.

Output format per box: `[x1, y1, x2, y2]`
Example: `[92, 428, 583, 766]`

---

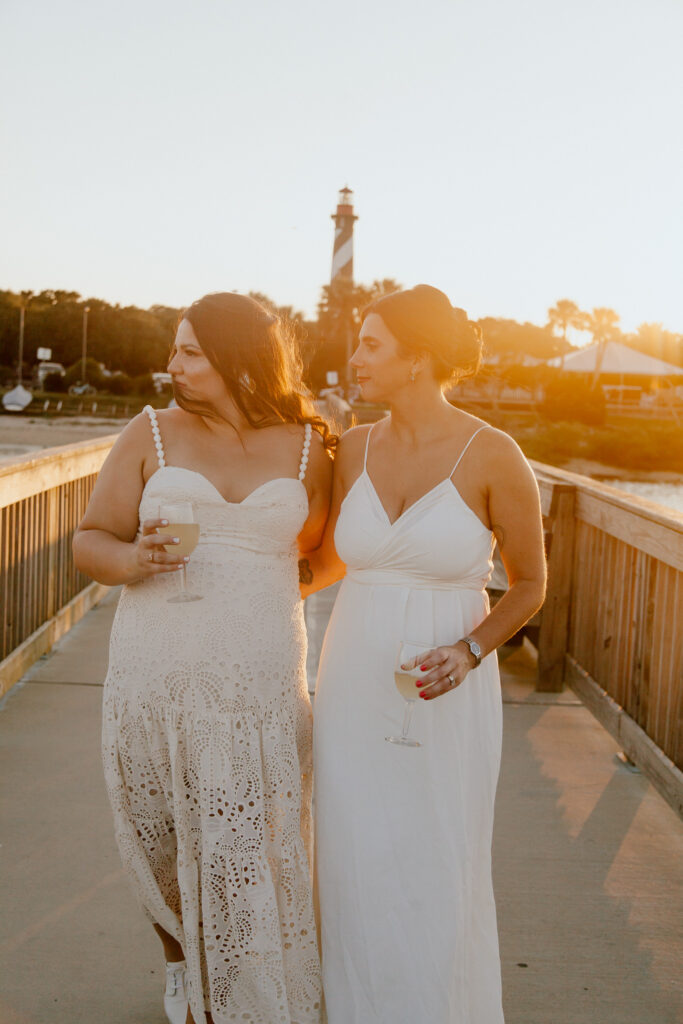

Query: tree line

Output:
[1, 286, 680, 394]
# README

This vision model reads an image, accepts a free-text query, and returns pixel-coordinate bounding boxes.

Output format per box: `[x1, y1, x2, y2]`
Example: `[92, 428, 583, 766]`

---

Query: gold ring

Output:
[148, 552, 154, 562]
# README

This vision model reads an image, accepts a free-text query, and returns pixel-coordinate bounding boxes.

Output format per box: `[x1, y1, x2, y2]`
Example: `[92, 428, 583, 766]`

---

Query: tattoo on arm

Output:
[492, 524, 506, 547]
[298, 558, 313, 585]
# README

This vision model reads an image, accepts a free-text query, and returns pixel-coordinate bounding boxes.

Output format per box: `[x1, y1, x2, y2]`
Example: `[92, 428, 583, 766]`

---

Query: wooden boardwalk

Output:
[1, 588, 682, 1024]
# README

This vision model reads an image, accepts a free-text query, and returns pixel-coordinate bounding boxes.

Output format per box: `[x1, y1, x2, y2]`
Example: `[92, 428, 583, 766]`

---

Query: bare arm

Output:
[72, 414, 187, 585]
[296, 429, 334, 555]
[298, 425, 369, 598]
[416, 433, 547, 699]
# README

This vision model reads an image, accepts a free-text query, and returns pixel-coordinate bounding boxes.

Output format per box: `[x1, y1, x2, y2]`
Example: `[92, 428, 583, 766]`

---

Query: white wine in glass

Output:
[385, 640, 430, 748]
[158, 503, 202, 603]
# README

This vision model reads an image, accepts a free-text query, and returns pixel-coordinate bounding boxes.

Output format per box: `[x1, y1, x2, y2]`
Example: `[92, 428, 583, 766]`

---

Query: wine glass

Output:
[157, 502, 202, 603]
[385, 640, 430, 748]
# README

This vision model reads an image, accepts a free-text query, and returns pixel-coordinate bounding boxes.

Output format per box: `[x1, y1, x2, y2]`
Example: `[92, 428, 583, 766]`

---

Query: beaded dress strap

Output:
[449, 425, 487, 477]
[298, 423, 312, 481]
[143, 405, 166, 469]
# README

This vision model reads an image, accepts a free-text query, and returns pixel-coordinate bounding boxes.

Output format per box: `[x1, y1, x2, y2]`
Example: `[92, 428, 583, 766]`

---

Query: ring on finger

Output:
[447, 673, 456, 686]
[148, 552, 154, 563]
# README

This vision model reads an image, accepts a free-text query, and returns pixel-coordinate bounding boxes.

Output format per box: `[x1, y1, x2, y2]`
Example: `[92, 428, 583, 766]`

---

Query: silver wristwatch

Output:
[459, 636, 482, 667]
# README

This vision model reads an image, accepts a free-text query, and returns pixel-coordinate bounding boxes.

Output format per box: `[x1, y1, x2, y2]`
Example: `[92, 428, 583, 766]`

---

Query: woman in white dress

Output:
[300, 285, 547, 1023]
[73, 293, 332, 1024]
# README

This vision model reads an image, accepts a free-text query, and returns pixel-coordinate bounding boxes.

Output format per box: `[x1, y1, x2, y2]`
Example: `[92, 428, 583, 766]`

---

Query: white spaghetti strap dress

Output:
[314, 423, 504, 1024]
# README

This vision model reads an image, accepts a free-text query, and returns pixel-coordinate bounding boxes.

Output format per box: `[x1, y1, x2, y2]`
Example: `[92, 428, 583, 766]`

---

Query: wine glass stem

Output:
[402, 700, 416, 740]
[180, 563, 188, 593]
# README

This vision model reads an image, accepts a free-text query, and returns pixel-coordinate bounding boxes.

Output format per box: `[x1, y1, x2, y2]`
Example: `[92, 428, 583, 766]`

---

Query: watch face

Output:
[470, 640, 482, 657]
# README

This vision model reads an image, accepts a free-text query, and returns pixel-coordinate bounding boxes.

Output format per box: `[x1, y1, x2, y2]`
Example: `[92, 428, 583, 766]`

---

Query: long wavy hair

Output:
[174, 292, 336, 453]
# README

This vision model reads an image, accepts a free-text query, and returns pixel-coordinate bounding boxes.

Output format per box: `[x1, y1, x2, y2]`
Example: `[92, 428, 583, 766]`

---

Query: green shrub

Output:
[43, 372, 68, 392]
[540, 376, 606, 426]
[106, 372, 133, 396]
[132, 373, 155, 395]
[64, 358, 105, 389]
[515, 420, 683, 473]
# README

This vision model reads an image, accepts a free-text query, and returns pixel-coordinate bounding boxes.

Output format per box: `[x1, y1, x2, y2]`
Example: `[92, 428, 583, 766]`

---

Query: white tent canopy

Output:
[548, 341, 683, 376]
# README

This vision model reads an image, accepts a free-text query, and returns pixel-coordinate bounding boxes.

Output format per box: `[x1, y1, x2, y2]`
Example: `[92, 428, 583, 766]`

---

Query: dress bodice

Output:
[140, 467, 309, 558]
[138, 406, 311, 560]
[334, 426, 495, 592]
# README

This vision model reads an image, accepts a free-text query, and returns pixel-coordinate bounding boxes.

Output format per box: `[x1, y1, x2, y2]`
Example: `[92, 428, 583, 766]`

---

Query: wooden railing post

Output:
[537, 482, 576, 692]
[45, 486, 59, 622]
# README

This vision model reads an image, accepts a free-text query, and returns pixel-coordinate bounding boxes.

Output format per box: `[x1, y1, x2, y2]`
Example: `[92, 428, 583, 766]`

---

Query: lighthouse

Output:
[330, 186, 358, 282]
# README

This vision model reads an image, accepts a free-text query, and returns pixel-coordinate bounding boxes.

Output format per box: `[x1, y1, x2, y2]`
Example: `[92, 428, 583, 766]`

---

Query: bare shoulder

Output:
[335, 423, 372, 484]
[306, 425, 333, 474]
[477, 426, 538, 488]
[336, 422, 372, 460]
[109, 409, 156, 455]
[152, 405, 196, 434]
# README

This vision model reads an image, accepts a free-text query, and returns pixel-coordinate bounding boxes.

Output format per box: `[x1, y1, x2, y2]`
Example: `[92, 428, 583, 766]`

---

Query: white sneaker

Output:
[164, 960, 188, 1024]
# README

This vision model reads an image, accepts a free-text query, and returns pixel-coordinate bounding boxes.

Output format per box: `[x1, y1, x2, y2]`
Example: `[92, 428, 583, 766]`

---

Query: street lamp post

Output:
[81, 305, 90, 383]
[17, 304, 25, 384]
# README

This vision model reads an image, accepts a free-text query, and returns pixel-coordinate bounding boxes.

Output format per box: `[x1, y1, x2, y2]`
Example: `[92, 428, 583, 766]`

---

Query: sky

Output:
[1, 0, 682, 335]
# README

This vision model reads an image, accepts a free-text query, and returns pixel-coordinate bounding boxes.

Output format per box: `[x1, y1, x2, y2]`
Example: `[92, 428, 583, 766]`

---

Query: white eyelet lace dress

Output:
[101, 408, 321, 1024]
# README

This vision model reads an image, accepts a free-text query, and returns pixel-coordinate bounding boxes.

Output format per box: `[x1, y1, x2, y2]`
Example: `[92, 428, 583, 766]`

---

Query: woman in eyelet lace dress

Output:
[73, 293, 333, 1024]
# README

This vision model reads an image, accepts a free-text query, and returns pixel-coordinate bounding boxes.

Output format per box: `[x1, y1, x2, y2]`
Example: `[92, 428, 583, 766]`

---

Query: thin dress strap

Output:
[449, 425, 488, 477]
[298, 423, 312, 481]
[143, 405, 166, 469]
[363, 422, 378, 472]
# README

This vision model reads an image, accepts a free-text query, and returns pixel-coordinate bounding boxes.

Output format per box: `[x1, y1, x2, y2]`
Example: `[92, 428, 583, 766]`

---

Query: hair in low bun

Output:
[362, 284, 482, 386]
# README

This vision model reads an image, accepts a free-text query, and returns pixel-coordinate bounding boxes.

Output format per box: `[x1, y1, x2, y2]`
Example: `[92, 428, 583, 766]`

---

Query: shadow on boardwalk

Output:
[1, 589, 682, 1023]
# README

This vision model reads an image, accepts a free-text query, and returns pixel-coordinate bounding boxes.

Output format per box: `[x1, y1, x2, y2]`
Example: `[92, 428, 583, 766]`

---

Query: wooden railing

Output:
[0, 436, 118, 697]
[532, 463, 682, 809]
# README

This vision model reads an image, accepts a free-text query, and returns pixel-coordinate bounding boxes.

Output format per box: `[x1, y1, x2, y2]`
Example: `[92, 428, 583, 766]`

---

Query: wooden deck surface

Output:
[1, 588, 682, 1024]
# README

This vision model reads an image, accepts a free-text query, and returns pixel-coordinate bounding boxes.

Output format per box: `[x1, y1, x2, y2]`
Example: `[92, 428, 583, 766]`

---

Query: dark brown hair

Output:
[174, 292, 336, 452]
[362, 284, 482, 386]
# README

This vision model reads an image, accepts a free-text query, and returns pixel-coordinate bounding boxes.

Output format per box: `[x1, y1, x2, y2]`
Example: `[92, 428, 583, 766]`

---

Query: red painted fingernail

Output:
[420, 664, 428, 671]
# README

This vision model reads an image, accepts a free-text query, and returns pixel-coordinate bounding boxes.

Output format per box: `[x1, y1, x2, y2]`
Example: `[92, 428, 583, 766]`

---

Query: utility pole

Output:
[81, 305, 90, 383]
[17, 305, 25, 384]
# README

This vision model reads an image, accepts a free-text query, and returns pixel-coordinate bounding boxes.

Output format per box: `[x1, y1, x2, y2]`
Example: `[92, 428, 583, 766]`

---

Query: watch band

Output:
[460, 636, 482, 667]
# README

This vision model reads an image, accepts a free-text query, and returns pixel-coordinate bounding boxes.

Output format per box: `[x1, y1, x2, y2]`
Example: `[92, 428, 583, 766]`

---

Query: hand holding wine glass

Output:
[133, 518, 188, 579]
[385, 640, 431, 748]
[157, 502, 202, 602]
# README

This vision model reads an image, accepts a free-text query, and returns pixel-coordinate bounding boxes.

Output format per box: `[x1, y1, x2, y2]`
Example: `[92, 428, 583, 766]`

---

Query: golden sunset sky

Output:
[1, 0, 681, 332]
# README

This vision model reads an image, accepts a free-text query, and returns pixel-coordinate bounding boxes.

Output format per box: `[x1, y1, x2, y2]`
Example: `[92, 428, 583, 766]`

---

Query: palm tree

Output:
[585, 307, 620, 388]
[547, 299, 582, 369]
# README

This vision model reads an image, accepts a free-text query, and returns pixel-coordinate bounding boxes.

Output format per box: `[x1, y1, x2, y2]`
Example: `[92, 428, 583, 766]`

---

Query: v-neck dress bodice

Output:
[102, 408, 322, 1024]
[314, 425, 504, 1024]
[336, 468, 494, 590]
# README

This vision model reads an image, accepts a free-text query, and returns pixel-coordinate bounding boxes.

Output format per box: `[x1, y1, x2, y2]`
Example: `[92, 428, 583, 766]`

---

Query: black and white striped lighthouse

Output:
[330, 186, 358, 283]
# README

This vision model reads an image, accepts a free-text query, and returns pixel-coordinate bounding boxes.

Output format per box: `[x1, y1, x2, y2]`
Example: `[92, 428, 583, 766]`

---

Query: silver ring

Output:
[148, 552, 154, 563]
[447, 673, 456, 686]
